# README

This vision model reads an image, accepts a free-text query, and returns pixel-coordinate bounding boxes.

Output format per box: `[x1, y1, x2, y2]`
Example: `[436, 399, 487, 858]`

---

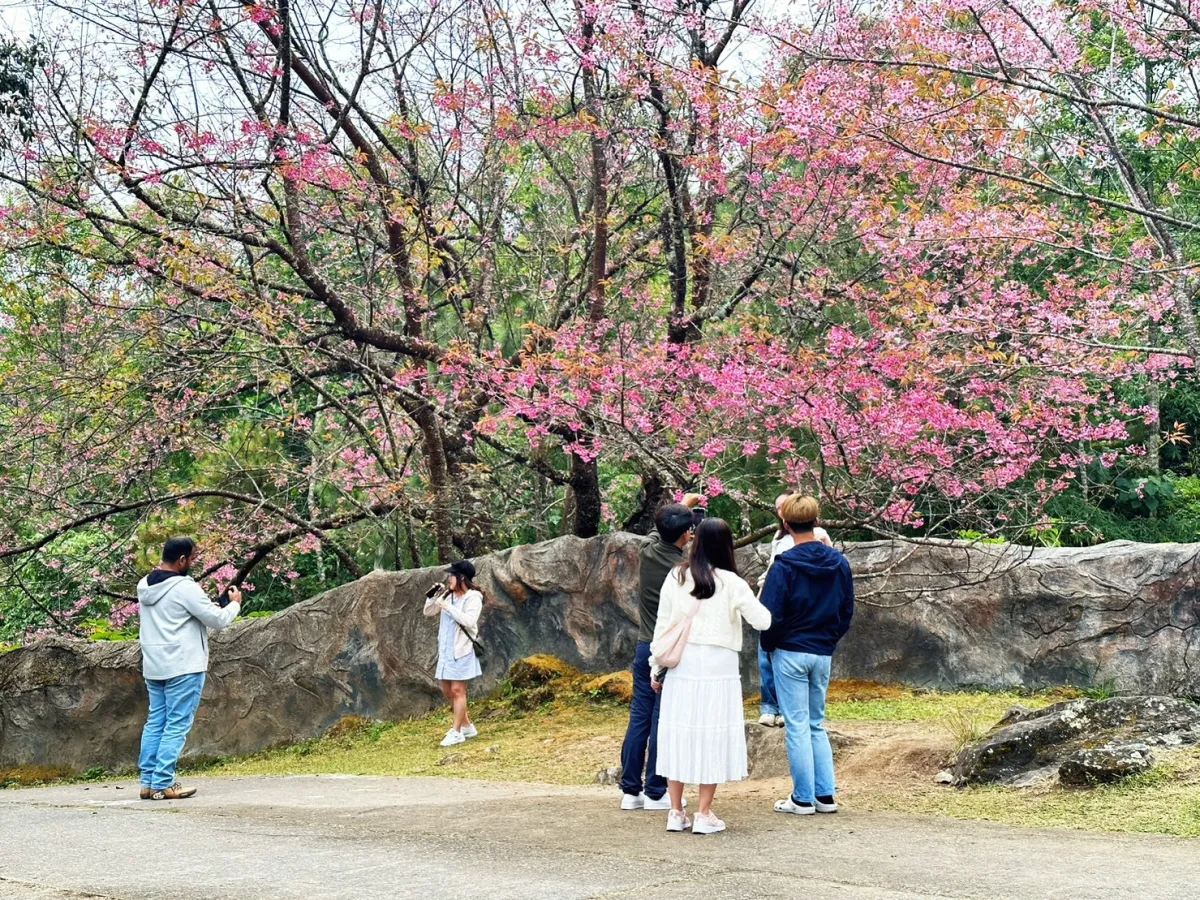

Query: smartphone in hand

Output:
[425, 584, 443, 600]
[217, 591, 231, 608]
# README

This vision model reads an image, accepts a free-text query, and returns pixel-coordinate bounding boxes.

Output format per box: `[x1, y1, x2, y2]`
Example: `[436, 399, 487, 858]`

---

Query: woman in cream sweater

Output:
[423, 560, 484, 747]
[650, 518, 772, 834]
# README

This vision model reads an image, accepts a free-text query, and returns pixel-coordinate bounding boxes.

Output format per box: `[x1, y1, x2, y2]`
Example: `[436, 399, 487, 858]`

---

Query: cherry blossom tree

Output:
[0, 0, 1182, 638]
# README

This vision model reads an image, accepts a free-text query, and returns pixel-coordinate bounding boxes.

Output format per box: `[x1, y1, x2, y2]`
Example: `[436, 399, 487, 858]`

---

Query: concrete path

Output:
[0, 776, 1197, 899]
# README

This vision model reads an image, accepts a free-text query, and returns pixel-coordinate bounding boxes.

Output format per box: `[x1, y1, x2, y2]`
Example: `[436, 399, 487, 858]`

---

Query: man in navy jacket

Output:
[759, 495, 854, 816]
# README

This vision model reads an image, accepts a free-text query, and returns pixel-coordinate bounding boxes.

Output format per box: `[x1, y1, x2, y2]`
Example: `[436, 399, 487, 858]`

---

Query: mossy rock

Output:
[0, 765, 73, 786]
[508, 655, 580, 689]
[511, 684, 556, 710]
[325, 716, 375, 741]
[583, 672, 633, 704]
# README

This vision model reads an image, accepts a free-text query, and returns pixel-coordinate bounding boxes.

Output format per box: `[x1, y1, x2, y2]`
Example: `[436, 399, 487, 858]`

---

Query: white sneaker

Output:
[774, 714, 787, 727]
[757, 713, 776, 726]
[692, 811, 726, 834]
[815, 797, 839, 814]
[462, 723, 478, 740]
[620, 792, 645, 810]
[643, 794, 686, 811]
[440, 729, 465, 747]
[666, 810, 692, 832]
[774, 796, 816, 816]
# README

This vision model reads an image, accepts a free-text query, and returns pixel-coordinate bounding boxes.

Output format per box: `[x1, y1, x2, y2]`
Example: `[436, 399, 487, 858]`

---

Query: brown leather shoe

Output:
[140, 787, 153, 800]
[149, 782, 197, 800]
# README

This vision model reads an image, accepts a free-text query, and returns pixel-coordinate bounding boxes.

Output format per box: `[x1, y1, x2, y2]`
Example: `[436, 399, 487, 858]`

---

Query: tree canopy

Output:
[2, 0, 1198, 640]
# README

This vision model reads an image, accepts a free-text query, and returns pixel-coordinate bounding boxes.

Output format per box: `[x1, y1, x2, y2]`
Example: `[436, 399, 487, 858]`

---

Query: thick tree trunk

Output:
[412, 405, 455, 563]
[623, 469, 667, 535]
[569, 452, 603, 538]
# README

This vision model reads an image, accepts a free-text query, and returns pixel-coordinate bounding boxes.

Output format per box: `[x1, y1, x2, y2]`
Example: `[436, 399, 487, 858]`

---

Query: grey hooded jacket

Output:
[136, 573, 241, 680]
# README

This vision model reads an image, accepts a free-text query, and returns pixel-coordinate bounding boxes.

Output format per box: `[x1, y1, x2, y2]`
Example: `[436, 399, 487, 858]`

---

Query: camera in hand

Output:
[217, 591, 231, 608]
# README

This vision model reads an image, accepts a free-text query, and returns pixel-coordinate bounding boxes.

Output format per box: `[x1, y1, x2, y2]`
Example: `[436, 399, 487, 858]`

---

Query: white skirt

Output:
[655, 643, 747, 785]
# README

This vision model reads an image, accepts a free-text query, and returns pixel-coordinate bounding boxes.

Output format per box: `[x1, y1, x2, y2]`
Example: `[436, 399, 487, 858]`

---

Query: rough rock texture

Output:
[744, 722, 857, 779]
[836, 540, 1200, 695]
[5, 534, 1200, 774]
[1059, 743, 1155, 785]
[954, 696, 1200, 786]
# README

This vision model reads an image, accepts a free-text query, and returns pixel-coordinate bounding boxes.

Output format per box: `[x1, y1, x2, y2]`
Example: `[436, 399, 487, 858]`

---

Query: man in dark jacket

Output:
[618, 502, 696, 810]
[759, 495, 854, 817]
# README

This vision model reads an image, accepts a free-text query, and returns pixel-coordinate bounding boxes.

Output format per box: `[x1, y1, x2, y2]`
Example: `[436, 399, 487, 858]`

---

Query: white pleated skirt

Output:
[655, 643, 747, 785]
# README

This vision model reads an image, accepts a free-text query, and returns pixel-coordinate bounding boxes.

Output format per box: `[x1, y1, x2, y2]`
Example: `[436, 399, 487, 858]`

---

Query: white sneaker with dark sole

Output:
[774, 797, 816, 815]
[666, 810, 692, 832]
[773, 715, 786, 727]
[692, 812, 726, 834]
[815, 798, 839, 813]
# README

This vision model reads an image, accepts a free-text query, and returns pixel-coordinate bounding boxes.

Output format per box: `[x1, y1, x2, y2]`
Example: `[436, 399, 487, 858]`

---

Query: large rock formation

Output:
[3, 535, 1200, 774]
[1, 533, 646, 773]
[953, 696, 1200, 786]
[837, 540, 1200, 694]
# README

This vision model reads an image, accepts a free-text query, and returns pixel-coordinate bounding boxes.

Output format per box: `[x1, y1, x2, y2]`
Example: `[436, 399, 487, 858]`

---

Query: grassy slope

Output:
[195, 683, 1200, 838]
[199, 683, 1041, 783]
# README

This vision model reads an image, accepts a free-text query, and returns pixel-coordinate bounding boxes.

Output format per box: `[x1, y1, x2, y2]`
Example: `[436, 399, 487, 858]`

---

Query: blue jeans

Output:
[758, 644, 779, 716]
[773, 650, 835, 803]
[618, 642, 667, 800]
[139, 672, 206, 790]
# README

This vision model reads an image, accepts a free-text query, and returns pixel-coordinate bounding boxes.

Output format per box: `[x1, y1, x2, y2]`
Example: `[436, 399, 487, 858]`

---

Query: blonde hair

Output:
[780, 495, 820, 531]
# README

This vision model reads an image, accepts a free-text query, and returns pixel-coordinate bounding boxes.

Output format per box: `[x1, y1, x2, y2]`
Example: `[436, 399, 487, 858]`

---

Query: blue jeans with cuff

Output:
[772, 649, 835, 803]
[139, 672, 206, 790]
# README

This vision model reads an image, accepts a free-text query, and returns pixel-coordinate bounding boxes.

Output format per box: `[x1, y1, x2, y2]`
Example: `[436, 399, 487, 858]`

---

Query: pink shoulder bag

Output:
[655, 597, 701, 669]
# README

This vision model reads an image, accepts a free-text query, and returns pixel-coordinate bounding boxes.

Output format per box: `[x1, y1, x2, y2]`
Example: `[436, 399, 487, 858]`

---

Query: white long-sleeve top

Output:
[649, 566, 772, 667]
[424, 589, 483, 660]
[757, 527, 830, 595]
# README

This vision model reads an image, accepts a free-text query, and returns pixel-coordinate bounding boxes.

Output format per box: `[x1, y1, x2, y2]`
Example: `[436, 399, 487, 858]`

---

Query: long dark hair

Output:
[679, 518, 738, 599]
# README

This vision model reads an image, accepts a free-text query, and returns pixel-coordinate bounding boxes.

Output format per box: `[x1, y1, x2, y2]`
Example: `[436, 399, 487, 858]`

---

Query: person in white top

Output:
[649, 518, 772, 834]
[756, 493, 830, 727]
[424, 559, 484, 747]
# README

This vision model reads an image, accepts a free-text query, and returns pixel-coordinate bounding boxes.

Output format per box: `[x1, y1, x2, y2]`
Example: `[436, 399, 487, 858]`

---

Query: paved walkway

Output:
[1, 776, 1197, 899]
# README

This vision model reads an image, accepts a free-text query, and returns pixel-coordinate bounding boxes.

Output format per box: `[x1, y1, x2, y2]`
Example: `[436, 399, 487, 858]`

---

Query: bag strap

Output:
[449, 593, 483, 651]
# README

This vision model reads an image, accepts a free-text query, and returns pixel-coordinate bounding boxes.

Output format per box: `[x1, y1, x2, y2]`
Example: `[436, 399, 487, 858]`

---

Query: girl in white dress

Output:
[650, 518, 772, 834]
[423, 560, 484, 747]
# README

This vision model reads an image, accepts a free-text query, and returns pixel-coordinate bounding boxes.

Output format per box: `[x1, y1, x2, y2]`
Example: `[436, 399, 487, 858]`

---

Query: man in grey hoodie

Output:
[136, 537, 242, 800]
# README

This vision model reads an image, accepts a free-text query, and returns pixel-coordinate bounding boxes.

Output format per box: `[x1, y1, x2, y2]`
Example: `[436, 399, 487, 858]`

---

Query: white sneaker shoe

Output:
[643, 794, 686, 811]
[462, 723, 478, 740]
[666, 809, 692, 832]
[774, 714, 787, 727]
[774, 796, 816, 815]
[440, 729, 465, 747]
[692, 811, 726, 834]
[621, 792, 687, 811]
[757, 713, 777, 726]
[815, 797, 839, 814]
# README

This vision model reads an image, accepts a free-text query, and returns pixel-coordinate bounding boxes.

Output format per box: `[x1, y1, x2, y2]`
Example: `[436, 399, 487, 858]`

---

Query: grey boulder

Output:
[955, 696, 1200, 786]
[1059, 743, 1155, 785]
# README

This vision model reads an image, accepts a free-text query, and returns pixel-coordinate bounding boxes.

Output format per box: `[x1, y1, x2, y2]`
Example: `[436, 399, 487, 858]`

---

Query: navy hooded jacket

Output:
[759, 541, 855, 656]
